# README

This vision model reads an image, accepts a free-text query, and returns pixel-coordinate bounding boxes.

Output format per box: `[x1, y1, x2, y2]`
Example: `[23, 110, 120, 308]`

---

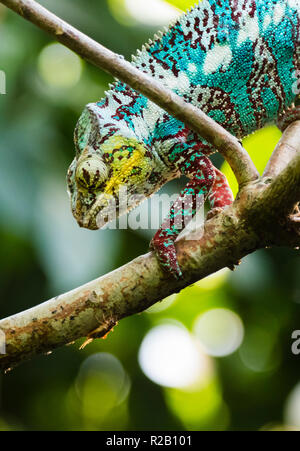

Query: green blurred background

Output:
[0, 0, 300, 431]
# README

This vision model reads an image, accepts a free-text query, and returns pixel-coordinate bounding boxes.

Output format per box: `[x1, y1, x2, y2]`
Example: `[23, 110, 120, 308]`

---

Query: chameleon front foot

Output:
[150, 237, 183, 280]
[277, 105, 300, 132]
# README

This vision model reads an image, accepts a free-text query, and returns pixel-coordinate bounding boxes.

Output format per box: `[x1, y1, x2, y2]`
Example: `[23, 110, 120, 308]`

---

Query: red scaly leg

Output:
[208, 166, 234, 211]
[150, 153, 215, 279]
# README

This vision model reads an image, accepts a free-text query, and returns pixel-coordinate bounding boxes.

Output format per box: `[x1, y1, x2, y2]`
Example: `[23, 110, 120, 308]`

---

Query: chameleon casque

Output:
[67, 0, 300, 278]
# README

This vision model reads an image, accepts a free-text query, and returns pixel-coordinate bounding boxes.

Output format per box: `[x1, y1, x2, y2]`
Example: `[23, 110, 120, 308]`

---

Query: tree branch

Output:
[263, 121, 300, 178]
[0, 0, 299, 371]
[0, 123, 299, 371]
[0, 0, 259, 186]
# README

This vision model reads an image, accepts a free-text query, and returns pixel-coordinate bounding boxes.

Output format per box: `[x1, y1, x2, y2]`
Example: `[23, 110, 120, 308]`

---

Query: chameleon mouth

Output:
[75, 192, 117, 230]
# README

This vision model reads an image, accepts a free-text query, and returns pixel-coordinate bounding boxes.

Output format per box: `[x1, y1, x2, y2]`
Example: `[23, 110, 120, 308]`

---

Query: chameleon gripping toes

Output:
[67, 0, 300, 278]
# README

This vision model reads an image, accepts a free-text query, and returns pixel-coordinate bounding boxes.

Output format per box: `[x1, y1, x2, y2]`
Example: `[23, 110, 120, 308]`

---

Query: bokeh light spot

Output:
[221, 125, 282, 196]
[239, 326, 280, 373]
[38, 43, 82, 88]
[138, 323, 211, 388]
[165, 382, 229, 430]
[146, 294, 177, 314]
[284, 382, 300, 428]
[124, 0, 179, 26]
[195, 268, 230, 291]
[193, 308, 244, 357]
[75, 353, 130, 423]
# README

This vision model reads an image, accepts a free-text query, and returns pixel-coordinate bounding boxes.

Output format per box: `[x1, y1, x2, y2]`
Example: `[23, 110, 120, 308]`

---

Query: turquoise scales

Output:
[67, 0, 300, 278]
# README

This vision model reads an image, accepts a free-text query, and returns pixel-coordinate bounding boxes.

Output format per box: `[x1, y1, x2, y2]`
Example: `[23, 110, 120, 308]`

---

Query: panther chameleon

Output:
[67, 0, 300, 278]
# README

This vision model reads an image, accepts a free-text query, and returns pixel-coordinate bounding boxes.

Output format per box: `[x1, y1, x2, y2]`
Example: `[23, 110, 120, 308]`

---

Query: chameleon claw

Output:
[150, 239, 183, 279]
[163, 261, 183, 280]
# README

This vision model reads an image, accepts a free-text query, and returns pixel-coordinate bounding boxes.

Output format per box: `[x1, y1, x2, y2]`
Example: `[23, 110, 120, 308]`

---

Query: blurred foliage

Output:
[0, 0, 300, 432]
[222, 126, 282, 196]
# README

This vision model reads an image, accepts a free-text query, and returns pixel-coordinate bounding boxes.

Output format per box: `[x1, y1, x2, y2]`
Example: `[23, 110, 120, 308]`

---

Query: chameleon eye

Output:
[76, 155, 108, 190]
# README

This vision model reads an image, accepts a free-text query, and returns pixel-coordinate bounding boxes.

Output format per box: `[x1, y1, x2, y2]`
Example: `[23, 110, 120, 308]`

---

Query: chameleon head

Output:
[67, 108, 155, 230]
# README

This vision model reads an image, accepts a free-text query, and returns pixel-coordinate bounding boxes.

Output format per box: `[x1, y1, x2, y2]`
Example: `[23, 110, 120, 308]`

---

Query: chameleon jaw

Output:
[75, 191, 116, 230]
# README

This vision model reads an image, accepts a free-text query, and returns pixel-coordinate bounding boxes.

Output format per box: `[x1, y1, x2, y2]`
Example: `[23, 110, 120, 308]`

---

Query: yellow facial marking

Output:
[101, 135, 150, 195]
[104, 150, 144, 195]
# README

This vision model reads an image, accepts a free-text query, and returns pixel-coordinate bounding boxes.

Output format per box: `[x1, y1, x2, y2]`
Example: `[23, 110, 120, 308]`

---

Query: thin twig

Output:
[0, 0, 259, 186]
[263, 121, 300, 178]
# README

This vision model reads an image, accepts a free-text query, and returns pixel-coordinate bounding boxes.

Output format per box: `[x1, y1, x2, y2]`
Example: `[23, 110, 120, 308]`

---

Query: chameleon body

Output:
[67, 0, 300, 278]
